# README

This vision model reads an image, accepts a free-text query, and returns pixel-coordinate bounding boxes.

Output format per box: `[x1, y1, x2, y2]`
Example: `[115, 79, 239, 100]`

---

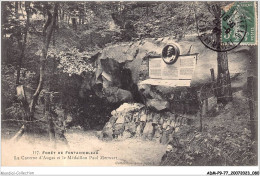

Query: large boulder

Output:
[146, 99, 169, 111]
[95, 37, 252, 87]
[138, 84, 199, 114]
[79, 36, 252, 119]
[116, 88, 133, 103]
[104, 87, 133, 103]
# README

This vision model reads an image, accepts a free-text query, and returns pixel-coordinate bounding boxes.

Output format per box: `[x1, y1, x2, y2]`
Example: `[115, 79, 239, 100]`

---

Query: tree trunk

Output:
[16, 2, 30, 86]
[64, 12, 66, 22]
[216, 52, 232, 104]
[15, 2, 18, 18]
[248, 76, 257, 140]
[79, 12, 82, 25]
[72, 18, 77, 31]
[16, 42, 23, 85]
[53, 28, 55, 46]
[61, 9, 64, 22]
[196, 91, 203, 132]
[16, 85, 30, 119]
[29, 3, 58, 120]
[15, 1, 21, 85]
[213, 4, 232, 104]
[59, 8, 62, 22]
[56, 10, 59, 30]
[68, 14, 70, 25]
[82, 11, 85, 24]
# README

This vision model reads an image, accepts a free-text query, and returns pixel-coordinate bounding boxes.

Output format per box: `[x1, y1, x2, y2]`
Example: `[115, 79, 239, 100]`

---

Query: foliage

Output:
[2, 65, 36, 104]
[1, 65, 17, 109]
[49, 47, 96, 76]
[161, 97, 257, 166]
[1, 65, 37, 119]
[161, 126, 256, 166]
[2, 2, 26, 39]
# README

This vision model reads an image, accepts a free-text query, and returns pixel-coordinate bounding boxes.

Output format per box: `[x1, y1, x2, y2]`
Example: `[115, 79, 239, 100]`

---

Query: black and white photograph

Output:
[0, 1, 259, 175]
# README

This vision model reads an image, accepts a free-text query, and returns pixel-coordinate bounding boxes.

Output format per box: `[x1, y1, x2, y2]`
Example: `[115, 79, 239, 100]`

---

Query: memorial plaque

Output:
[178, 55, 197, 79]
[148, 58, 162, 78]
[149, 54, 197, 80]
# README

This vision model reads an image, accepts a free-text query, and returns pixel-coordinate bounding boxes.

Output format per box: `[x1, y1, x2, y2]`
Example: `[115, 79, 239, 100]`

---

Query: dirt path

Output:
[1, 128, 166, 166]
[65, 129, 166, 166]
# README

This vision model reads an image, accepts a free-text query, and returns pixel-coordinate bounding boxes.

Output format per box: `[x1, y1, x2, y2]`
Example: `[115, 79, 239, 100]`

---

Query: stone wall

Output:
[102, 103, 192, 144]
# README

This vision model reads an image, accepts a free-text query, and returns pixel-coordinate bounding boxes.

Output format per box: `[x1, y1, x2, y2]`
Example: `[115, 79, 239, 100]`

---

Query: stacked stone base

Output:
[102, 103, 190, 144]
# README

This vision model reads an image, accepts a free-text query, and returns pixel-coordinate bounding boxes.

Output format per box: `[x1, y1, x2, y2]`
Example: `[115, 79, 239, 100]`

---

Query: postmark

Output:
[195, 2, 254, 52]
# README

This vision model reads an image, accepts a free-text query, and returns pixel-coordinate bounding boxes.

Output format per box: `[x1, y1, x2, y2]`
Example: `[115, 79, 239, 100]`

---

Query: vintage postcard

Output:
[1, 1, 259, 175]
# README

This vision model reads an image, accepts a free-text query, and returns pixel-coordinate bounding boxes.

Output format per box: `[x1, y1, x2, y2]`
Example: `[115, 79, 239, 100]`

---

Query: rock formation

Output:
[78, 36, 252, 141]
[102, 103, 191, 143]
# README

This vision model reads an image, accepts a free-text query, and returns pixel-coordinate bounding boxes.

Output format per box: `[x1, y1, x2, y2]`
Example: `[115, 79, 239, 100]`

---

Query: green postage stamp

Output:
[221, 1, 257, 45]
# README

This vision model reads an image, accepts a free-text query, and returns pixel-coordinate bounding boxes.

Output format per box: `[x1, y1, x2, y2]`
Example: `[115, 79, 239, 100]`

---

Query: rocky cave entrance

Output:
[73, 58, 144, 131]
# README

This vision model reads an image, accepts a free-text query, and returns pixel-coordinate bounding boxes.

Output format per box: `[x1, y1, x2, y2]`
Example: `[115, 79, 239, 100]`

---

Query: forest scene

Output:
[1, 1, 258, 166]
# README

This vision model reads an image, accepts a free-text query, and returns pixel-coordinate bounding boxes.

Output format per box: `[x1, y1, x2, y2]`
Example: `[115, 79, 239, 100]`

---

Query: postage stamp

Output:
[221, 1, 257, 46]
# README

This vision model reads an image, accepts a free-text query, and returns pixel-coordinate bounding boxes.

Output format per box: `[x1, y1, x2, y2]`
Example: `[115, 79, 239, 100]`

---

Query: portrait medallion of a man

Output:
[162, 45, 180, 64]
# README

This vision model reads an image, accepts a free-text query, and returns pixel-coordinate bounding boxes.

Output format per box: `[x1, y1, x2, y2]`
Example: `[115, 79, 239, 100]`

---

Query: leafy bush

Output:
[161, 125, 257, 166]
[48, 47, 95, 76]
[161, 98, 257, 166]
[1, 64, 37, 119]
